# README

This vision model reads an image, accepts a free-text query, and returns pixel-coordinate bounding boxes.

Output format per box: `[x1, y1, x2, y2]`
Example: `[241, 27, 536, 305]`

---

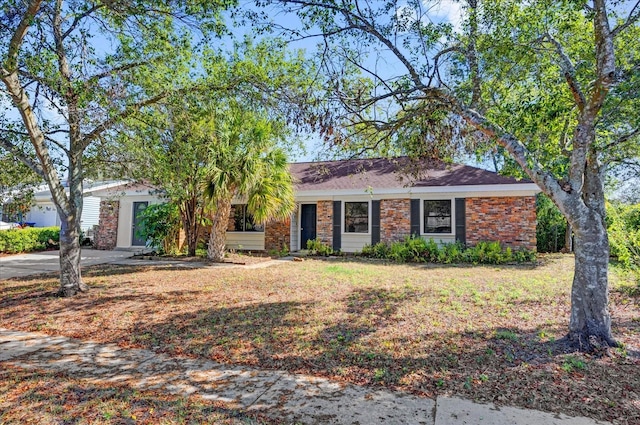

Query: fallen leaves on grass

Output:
[1, 254, 639, 424]
[0, 364, 273, 424]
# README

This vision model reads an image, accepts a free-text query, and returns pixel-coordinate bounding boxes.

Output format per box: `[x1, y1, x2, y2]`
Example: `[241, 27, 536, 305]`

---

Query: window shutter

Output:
[455, 198, 466, 245]
[332, 201, 341, 251]
[410, 199, 420, 237]
[371, 200, 381, 245]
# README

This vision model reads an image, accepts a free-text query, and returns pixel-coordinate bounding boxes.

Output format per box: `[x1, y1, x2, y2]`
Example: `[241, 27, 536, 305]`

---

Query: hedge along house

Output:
[92, 157, 540, 252]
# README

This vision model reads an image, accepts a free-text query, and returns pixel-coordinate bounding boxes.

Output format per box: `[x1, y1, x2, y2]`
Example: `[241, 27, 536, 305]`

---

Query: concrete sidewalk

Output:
[0, 329, 608, 425]
[0, 249, 136, 280]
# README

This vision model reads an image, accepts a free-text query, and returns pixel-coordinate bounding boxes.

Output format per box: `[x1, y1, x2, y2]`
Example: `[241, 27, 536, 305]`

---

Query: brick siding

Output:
[316, 200, 333, 246]
[380, 198, 411, 242]
[94, 200, 119, 250]
[465, 196, 537, 251]
[265, 217, 291, 252]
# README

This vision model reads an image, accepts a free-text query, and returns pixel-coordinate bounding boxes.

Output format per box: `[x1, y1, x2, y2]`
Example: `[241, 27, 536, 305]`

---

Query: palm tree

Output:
[204, 104, 295, 261]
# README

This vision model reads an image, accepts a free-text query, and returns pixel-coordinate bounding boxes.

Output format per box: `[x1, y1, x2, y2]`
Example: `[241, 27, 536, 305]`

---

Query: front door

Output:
[300, 204, 317, 250]
[131, 201, 148, 246]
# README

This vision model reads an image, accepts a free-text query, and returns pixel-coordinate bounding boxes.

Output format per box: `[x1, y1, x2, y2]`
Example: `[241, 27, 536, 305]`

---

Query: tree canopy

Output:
[1, 0, 235, 295]
[256, 0, 640, 350]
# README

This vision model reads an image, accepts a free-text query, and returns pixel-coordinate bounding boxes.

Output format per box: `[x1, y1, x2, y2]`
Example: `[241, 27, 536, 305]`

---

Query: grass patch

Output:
[0, 255, 639, 424]
[0, 365, 271, 424]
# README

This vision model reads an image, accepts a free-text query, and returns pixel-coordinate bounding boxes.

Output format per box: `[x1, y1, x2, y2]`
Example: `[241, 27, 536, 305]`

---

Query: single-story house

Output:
[91, 157, 540, 253]
[3, 181, 126, 236]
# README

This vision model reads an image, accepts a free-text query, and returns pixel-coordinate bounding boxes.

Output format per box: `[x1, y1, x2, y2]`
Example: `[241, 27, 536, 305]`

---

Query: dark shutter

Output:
[455, 198, 466, 245]
[410, 199, 420, 237]
[371, 200, 381, 245]
[332, 201, 341, 251]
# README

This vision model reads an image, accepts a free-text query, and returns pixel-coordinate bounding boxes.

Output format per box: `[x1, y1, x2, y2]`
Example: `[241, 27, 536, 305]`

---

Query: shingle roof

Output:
[289, 157, 530, 192]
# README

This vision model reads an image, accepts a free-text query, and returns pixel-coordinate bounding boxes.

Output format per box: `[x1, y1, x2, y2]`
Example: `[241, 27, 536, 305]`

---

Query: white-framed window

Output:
[344, 201, 369, 233]
[231, 204, 264, 232]
[423, 199, 453, 234]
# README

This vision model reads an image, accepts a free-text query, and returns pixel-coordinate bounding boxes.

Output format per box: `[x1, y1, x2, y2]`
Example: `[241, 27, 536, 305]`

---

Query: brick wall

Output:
[381, 198, 411, 242]
[317, 200, 333, 246]
[94, 200, 119, 250]
[265, 217, 291, 252]
[465, 196, 537, 251]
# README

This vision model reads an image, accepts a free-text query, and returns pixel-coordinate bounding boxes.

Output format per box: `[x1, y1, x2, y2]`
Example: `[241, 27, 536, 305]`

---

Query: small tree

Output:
[126, 39, 314, 256]
[204, 103, 295, 261]
[135, 203, 182, 255]
[1, 0, 232, 296]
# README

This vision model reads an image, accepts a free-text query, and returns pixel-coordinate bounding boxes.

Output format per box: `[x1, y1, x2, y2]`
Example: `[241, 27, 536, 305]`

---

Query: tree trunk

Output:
[181, 196, 201, 257]
[57, 212, 88, 297]
[186, 228, 198, 257]
[567, 207, 617, 350]
[207, 195, 231, 262]
[564, 220, 573, 253]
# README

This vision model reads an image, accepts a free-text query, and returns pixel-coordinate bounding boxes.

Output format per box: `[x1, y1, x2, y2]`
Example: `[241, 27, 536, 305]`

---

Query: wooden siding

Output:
[225, 232, 265, 251]
[340, 233, 370, 253]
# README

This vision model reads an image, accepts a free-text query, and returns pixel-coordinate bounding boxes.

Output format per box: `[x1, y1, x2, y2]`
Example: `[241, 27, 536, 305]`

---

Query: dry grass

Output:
[0, 364, 272, 424]
[1, 254, 639, 424]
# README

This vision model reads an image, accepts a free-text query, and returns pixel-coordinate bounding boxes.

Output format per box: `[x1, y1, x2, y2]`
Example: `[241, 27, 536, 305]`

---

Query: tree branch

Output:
[3, 0, 43, 72]
[611, 0, 640, 37]
[602, 127, 640, 150]
[544, 32, 586, 110]
[85, 60, 154, 86]
[80, 92, 169, 150]
[0, 135, 45, 178]
[61, 3, 104, 40]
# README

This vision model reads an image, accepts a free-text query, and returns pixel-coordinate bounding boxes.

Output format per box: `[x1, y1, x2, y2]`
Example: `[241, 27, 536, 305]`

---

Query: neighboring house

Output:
[13, 181, 126, 235]
[92, 157, 540, 252]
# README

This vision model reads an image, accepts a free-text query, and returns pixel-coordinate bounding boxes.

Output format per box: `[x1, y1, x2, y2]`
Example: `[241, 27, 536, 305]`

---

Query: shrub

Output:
[135, 203, 182, 255]
[306, 238, 334, 256]
[359, 236, 535, 265]
[0, 226, 60, 254]
[536, 193, 567, 253]
[607, 201, 640, 269]
[361, 241, 390, 258]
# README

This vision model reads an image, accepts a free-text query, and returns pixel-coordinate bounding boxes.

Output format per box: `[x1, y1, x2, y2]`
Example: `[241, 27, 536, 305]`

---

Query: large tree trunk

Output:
[564, 220, 573, 253]
[207, 195, 232, 262]
[567, 209, 616, 349]
[57, 210, 88, 297]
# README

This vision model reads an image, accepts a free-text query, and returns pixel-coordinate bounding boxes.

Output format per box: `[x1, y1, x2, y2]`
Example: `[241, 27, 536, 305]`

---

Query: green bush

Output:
[361, 241, 390, 258]
[306, 238, 334, 256]
[607, 201, 640, 269]
[536, 193, 567, 253]
[0, 226, 60, 254]
[135, 203, 182, 255]
[360, 236, 535, 265]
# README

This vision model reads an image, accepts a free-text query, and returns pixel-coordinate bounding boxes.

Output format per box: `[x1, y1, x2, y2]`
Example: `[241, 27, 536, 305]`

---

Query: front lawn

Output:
[1, 255, 638, 424]
[0, 364, 272, 424]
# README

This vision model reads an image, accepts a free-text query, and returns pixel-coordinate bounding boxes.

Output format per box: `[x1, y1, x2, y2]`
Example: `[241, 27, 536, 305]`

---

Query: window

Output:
[344, 201, 369, 233]
[232, 205, 264, 232]
[424, 200, 452, 233]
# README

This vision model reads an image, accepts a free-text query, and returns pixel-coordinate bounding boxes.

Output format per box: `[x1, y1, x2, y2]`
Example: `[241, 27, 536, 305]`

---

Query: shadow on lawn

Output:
[122, 294, 640, 425]
[0, 365, 268, 424]
[128, 287, 579, 381]
[2, 273, 638, 423]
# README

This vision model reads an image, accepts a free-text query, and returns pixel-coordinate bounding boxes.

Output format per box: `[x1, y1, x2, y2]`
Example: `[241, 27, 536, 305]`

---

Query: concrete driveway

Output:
[0, 249, 135, 280]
